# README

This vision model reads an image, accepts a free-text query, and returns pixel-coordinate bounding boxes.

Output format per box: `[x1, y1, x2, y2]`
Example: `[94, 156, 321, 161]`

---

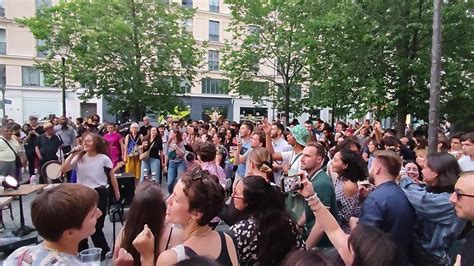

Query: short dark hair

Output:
[337, 121, 348, 130]
[304, 120, 313, 125]
[381, 136, 400, 148]
[181, 168, 225, 226]
[272, 122, 285, 133]
[461, 132, 474, 143]
[306, 142, 327, 158]
[426, 153, 460, 188]
[451, 132, 465, 141]
[195, 141, 216, 162]
[241, 121, 254, 133]
[31, 184, 98, 242]
[349, 224, 403, 266]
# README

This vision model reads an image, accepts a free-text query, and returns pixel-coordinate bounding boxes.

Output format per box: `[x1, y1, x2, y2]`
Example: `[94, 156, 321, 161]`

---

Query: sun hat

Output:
[288, 124, 310, 147]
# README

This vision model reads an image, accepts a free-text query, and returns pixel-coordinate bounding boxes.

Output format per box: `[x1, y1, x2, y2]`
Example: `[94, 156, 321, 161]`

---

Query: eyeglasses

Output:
[454, 189, 474, 200]
[231, 191, 244, 200]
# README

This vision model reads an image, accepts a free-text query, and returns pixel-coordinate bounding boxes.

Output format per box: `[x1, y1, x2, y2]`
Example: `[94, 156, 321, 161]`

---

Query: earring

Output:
[188, 218, 192, 225]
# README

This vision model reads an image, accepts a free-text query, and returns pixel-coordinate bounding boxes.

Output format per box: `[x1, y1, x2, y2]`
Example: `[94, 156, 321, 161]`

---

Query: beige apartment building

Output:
[0, 0, 320, 124]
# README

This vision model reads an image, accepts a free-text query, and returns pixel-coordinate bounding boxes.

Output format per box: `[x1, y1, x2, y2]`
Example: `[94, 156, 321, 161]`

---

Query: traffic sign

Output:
[2, 99, 11, 104]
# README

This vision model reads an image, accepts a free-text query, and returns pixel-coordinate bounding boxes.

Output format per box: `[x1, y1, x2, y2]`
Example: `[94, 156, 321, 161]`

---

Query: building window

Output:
[209, 20, 220, 42]
[202, 78, 228, 94]
[36, 39, 48, 58]
[209, 0, 219, 12]
[0, 29, 5, 55]
[208, 50, 219, 71]
[36, 0, 51, 9]
[22, 66, 45, 86]
[182, 19, 193, 33]
[0, 0, 5, 17]
[180, 79, 191, 93]
[0, 65, 5, 86]
[182, 0, 192, 8]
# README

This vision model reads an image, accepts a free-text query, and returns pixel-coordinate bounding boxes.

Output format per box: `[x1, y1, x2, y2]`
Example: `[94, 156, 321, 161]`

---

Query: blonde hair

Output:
[249, 147, 272, 174]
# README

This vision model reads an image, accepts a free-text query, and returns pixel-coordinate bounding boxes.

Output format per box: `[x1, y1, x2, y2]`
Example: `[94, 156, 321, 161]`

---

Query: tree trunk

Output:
[428, 0, 442, 155]
[284, 85, 290, 126]
[396, 109, 407, 138]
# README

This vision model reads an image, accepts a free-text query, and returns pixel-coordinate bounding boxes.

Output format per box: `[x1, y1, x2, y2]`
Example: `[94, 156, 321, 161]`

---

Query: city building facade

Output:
[0, 0, 327, 125]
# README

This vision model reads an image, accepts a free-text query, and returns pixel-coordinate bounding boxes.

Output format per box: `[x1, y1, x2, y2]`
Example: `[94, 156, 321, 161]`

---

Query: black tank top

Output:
[184, 231, 234, 265]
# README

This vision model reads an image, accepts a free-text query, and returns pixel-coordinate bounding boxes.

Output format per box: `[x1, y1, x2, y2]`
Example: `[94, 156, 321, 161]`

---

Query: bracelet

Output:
[309, 199, 324, 212]
[305, 193, 318, 202]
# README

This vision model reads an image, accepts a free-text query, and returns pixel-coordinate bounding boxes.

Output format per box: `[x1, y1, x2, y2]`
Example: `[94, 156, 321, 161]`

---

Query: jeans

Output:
[140, 157, 161, 183]
[167, 160, 186, 194]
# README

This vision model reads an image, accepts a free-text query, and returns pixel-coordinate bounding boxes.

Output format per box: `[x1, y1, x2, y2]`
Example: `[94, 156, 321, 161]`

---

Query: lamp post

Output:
[61, 56, 66, 117]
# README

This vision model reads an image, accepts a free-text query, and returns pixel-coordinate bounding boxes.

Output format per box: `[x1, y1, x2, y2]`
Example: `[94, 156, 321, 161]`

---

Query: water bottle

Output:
[30, 169, 39, 184]
[151, 172, 157, 183]
[143, 169, 148, 181]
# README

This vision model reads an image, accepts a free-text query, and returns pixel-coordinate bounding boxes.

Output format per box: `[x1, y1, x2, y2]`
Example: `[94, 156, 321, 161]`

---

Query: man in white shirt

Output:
[459, 132, 474, 172]
[270, 122, 292, 184]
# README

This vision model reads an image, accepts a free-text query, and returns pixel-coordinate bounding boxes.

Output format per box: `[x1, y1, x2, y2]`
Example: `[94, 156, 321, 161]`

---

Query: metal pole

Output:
[61, 56, 66, 117]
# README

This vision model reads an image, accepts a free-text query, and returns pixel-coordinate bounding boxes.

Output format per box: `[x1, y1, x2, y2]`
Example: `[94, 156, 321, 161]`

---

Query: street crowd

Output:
[0, 113, 473, 266]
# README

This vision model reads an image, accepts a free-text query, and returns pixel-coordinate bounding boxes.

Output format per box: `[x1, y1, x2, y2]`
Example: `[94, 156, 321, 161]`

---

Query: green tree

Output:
[307, 1, 473, 134]
[17, 0, 202, 120]
[223, 0, 312, 123]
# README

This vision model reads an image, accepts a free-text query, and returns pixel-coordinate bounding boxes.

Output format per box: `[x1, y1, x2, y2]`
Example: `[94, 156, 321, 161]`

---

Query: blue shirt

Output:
[236, 140, 251, 177]
[399, 177, 466, 264]
[359, 180, 416, 253]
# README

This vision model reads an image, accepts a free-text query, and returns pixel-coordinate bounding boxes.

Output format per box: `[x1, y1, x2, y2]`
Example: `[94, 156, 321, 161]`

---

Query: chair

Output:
[0, 197, 14, 228]
[107, 175, 135, 254]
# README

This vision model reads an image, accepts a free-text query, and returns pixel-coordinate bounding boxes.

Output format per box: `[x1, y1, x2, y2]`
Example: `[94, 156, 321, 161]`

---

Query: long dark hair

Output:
[120, 183, 166, 265]
[240, 176, 297, 265]
[337, 149, 368, 183]
[349, 224, 402, 266]
[426, 152, 460, 193]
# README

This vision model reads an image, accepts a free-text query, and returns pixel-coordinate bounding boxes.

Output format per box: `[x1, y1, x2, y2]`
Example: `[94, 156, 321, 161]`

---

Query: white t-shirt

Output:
[281, 150, 302, 174]
[71, 153, 112, 188]
[458, 155, 474, 172]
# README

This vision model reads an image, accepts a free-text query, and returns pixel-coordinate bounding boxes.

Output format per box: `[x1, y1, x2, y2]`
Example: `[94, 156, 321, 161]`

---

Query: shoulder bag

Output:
[1, 137, 21, 168]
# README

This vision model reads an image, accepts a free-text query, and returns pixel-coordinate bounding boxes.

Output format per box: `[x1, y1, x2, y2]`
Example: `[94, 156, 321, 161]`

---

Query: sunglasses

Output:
[454, 189, 474, 200]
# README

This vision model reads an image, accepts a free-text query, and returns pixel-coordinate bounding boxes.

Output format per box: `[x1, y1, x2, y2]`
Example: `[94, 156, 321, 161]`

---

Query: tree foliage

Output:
[17, 0, 203, 119]
[306, 0, 473, 133]
[223, 0, 313, 122]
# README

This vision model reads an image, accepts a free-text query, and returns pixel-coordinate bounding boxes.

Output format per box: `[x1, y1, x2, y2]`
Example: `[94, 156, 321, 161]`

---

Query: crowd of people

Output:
[0, 113, 474, 266]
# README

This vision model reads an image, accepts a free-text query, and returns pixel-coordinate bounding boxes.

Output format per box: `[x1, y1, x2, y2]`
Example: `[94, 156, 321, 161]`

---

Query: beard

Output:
[368, 175, 375, 185]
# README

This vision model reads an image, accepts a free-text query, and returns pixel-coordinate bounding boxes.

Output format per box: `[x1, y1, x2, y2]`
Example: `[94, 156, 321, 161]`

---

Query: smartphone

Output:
[282, 174, 303, 193]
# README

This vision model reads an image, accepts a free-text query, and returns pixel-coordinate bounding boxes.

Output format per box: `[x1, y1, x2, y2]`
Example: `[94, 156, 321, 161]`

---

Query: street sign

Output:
[1, 99, 11, 104]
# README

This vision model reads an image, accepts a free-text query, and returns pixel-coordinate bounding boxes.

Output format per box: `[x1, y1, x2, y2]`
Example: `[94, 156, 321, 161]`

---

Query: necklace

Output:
[43, 245, 62, 255]
[191, 228, 212, 238]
